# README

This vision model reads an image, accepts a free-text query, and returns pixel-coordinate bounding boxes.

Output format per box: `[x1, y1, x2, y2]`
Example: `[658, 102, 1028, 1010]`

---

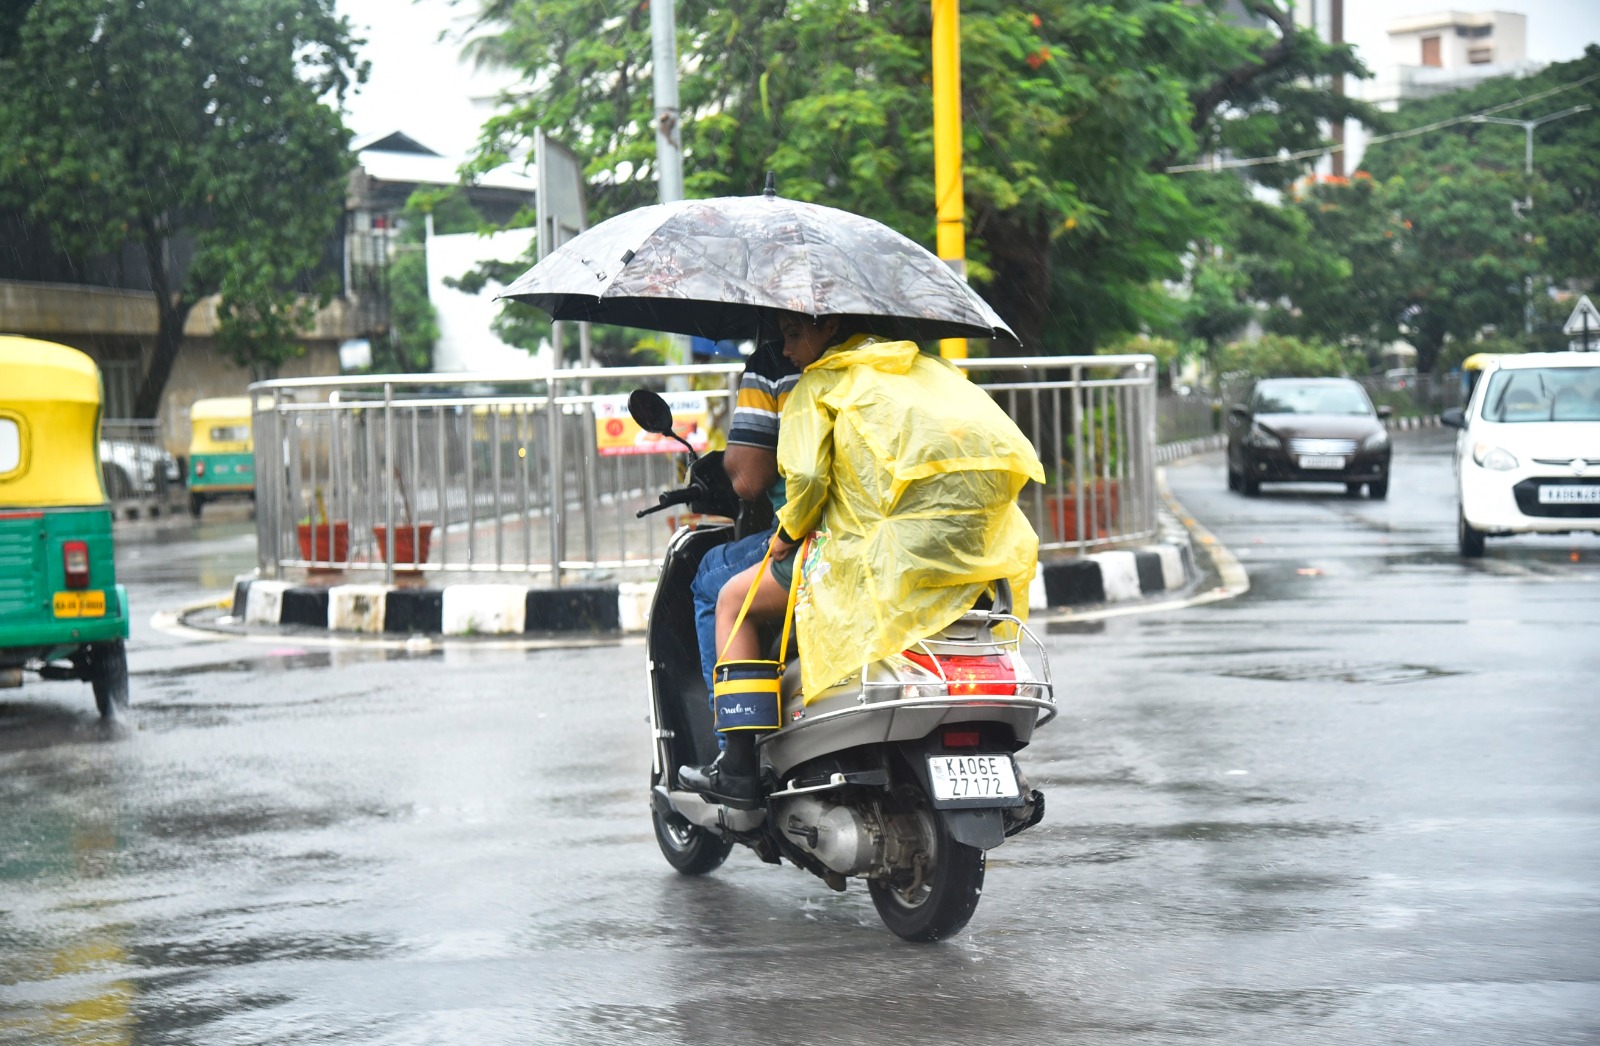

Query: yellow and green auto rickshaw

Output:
[0, 336, 130, 716]
[1460, 352, 1502, 406]
[186, 396, 255, 517]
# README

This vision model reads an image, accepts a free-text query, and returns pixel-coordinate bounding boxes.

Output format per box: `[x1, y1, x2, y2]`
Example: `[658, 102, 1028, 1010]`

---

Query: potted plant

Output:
[1044, 414, 1122, 541]
[372, 465, 433, 571]
[1047, 476, 1121, 541]
[296, 489, 350, 563]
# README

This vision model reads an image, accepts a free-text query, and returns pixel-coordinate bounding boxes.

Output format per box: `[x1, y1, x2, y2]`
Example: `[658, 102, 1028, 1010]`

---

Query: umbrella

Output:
[497, 186, 1017, 345]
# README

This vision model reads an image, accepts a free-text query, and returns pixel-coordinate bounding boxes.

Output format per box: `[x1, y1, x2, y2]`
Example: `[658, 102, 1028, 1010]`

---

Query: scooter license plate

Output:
[927, 754, 1020, 801]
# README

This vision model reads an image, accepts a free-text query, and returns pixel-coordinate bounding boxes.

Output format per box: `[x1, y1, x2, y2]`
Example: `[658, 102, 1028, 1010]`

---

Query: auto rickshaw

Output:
[0, 336, 130, 716]
[1460, 352, 1502, 406]
[187, 395, 255, 517]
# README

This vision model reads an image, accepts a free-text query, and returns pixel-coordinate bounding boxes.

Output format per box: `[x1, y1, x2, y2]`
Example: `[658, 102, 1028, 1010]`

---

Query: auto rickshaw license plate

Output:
[54, 590, 106, 617]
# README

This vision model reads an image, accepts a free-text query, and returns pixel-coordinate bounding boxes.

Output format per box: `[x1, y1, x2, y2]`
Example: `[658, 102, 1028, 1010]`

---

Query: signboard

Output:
[594, 393, 711, 456]
[1563, 294, 1600, 350]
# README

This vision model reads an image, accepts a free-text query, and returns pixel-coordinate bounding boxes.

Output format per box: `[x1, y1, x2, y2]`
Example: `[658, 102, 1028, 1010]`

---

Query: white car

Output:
[1441, 351, 1600, 557]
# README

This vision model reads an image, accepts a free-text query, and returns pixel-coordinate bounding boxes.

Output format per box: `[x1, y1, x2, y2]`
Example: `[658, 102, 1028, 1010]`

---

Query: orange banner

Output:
[594, 393, 711, 456]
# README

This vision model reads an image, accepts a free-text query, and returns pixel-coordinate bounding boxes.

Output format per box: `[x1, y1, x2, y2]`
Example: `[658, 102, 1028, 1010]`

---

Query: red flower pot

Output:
[372, 522, 434, 568]
[1047, 480, 1120, 541]
[296, 521, 350, 563]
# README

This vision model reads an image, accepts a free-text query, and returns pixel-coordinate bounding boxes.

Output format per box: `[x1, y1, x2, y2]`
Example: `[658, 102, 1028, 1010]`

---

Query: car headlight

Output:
[1362, 429, 1389, 451]
[1471, 442, 1518, 471]
[1246, 423, 1281, 450]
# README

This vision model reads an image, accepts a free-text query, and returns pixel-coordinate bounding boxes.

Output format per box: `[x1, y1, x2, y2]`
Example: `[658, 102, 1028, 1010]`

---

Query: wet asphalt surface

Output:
[2, 429, 1598, 1045]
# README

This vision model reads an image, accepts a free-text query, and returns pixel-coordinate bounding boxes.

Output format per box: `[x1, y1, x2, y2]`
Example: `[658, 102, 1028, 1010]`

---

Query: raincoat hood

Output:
[777, 338, 1043, 701]
[807, 335, 920, 376]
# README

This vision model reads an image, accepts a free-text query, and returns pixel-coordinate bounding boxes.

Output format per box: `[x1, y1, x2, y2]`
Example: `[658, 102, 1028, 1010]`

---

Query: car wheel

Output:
[1458, 509, 1485, 558]
[1369, 479, 1388, 500]
[1227, 463, 1241, 492]
[103, 465, 133, 500]
[1345, 482, 1364, 497]
[1241, 467, 1260, 497]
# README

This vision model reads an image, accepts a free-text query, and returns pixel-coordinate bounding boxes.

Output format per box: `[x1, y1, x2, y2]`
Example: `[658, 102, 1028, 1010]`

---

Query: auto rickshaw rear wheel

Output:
[86, 640, 129, 717]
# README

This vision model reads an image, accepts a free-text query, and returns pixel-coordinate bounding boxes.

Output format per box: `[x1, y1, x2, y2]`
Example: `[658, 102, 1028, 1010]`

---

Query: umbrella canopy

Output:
[497, 192, 1017, 346]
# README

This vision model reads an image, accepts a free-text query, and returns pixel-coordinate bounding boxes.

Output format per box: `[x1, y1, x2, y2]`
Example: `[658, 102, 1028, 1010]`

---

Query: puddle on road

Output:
[1218, 661, 1463, 686]
[1185, 986, 1363, 1020]
[136, 646, 434, 683]
[1047, 619, 1107, 635]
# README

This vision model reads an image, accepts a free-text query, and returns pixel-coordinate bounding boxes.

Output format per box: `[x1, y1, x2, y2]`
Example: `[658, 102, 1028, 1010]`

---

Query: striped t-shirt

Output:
[726, 341, 800, 506]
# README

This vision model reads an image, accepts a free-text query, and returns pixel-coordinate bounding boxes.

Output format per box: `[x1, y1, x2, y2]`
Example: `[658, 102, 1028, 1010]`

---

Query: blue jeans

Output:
[691, 526, 776, 744]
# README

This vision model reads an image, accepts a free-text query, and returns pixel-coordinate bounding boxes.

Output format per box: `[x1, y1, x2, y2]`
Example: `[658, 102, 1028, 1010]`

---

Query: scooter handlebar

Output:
[636, 485, 704, 518]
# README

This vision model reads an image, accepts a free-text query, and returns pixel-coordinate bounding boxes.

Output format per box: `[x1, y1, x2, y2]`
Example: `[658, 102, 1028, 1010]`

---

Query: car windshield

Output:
[1254, 383, 1372, 416]
[1481, 367, 1600, 423]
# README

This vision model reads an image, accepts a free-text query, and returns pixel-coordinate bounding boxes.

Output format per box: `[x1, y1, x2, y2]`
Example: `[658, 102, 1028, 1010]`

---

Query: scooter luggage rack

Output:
[855, 611, 1056, 725]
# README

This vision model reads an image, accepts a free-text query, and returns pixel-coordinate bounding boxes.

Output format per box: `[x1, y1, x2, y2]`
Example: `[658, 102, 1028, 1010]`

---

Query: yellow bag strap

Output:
[717, 538, 804, 665]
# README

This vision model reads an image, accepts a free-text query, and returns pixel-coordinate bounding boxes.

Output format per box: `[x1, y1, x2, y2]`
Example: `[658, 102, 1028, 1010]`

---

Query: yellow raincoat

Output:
[776, 336, 1044, 701]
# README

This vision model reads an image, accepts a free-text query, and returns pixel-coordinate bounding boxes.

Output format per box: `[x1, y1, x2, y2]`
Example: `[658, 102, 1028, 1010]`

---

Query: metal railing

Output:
[101, 419, 187, 519]
[249, 355, 1159, 585]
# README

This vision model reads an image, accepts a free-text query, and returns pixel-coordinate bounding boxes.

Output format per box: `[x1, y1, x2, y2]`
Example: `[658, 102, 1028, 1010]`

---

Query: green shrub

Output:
[1220, 334, 1360, 380]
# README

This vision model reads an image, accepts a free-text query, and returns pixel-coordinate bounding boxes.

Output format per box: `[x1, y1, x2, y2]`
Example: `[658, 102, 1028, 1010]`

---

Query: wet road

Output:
[3, 431, 1598, 1044]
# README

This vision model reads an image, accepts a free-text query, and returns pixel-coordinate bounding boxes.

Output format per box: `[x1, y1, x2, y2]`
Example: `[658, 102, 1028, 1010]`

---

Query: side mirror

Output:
[627, 388, 676, 435]
[1228, 404, 1249, 422]
[627, 388, 697, 458]
[1377, 405, 1394, 420]
[1440, 407, 1466, 430]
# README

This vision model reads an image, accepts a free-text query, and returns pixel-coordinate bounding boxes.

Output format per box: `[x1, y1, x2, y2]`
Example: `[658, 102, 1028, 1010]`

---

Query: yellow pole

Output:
[932, 0, 968, 359]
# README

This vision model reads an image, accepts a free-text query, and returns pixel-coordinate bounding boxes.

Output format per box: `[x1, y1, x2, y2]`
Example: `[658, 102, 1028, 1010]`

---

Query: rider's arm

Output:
[775, 387, 834, 539]
[724, 443, 778, 503]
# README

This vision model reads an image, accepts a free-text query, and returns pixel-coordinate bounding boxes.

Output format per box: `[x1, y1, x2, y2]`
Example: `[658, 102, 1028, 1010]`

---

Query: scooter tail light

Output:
[63, 541, 90, 589]
[942, 728, 982, 749]
[903, 651, 1019, 696]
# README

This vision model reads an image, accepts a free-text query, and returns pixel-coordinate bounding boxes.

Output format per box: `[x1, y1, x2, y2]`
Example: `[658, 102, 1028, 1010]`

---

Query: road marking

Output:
[150, 596, 632, 653]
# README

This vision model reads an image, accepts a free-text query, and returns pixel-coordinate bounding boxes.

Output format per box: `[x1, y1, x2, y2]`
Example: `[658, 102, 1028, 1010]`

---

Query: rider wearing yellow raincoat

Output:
[776, 334, 1044, 701]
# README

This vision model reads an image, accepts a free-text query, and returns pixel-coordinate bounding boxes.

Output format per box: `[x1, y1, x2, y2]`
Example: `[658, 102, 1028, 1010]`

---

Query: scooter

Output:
[629, 389, 1055, 941]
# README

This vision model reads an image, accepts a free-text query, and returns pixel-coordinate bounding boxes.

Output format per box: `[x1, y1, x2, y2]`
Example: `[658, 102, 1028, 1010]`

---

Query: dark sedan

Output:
[1226, 377, 1393, 498]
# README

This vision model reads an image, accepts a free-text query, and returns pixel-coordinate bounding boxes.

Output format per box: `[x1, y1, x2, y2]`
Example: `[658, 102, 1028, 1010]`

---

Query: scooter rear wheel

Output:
[651, 799, 734, 875]
[868, 807, 985, 942]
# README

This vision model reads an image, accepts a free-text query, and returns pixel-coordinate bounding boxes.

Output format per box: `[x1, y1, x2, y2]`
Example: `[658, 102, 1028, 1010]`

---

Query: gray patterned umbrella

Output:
[496, 190, 1017, 345]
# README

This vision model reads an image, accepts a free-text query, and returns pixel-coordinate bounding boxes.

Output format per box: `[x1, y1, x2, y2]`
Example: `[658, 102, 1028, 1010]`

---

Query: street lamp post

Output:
[1472, 105, 1592, 335]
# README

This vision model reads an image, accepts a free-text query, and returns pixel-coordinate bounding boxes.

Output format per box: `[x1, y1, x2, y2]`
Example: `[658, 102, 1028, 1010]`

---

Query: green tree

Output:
[1178, 256, 1255, 393]
[0, 0, 365, 415]
[1358, 47, 1600, 370]
[463, 0, 1371, 353]
[1230, 171, 1411, 361]
[1220, 332, 1359, 379]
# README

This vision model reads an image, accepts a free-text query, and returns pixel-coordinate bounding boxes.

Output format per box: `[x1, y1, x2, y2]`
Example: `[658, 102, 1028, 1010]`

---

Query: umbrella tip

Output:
[763, 172, 777, 198]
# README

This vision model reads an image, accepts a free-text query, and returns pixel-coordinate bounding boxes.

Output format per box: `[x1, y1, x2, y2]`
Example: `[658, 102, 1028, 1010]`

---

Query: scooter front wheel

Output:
[651, 795, 734, 875]
[868, 806, 985, 942]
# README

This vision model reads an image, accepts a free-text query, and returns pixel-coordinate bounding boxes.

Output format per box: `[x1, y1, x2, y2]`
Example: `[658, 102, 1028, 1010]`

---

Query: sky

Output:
[336, 0, 1600, 159]
[338, 0, 515, 157]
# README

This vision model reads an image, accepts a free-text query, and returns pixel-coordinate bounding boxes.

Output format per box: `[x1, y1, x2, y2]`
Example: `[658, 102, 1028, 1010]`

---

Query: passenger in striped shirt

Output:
[689, 339, 799, 707]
